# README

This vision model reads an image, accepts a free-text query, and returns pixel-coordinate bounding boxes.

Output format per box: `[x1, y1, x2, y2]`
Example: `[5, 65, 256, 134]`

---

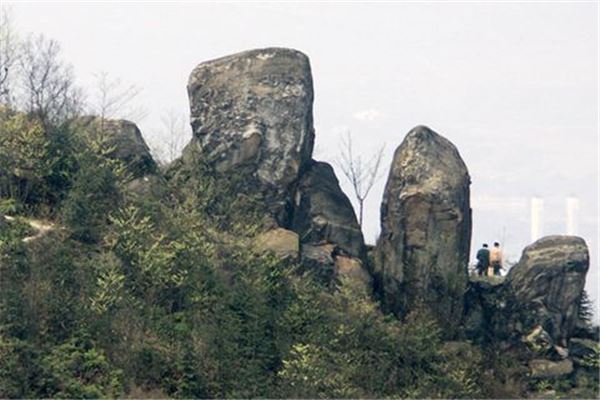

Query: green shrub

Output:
[0, 335, 41, 398]
[61, 154, 120, 243]
[39, 336, 123, 398]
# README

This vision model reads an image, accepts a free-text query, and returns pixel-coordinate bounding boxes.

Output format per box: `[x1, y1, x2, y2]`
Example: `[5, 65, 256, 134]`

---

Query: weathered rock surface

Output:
[374, 125, 471, 324]
[183, 48, 315, 223]
[505, 236, 589, 344]
[292, 161, 364, 258]
[529, 358, 573, 379]
[255, 228, 299, 259]
[72, 116, 156, 178]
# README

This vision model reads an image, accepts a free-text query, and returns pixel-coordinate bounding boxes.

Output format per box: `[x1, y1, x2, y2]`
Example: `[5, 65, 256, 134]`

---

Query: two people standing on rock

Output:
[476, 242, 504, 276]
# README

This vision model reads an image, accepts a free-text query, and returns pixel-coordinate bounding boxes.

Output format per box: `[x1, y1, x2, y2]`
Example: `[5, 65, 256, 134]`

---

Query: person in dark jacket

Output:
[475, 244, 490, 276]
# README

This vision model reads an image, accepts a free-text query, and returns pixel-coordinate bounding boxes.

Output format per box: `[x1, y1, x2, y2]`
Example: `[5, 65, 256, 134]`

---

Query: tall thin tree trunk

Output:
[359, 199, 364, 227]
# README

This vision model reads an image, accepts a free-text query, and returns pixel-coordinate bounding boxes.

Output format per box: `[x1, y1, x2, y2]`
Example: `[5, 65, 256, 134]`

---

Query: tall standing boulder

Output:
[505, 235, 589, 344]
[183, 47, 315, 224]
[374, 125, 471, 327]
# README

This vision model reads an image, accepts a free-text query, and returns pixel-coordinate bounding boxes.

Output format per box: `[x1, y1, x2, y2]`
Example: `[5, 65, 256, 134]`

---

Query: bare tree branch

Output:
[150, 109, 191, 166]
[16, 34, 83, 127]
[337, 130, 385, 227]
[89, 71, 146, 123]
[0, 6, 19, 105]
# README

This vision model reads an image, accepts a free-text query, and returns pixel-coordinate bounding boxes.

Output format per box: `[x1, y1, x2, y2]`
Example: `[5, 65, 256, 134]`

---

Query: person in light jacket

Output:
[490, 242, 503, 276]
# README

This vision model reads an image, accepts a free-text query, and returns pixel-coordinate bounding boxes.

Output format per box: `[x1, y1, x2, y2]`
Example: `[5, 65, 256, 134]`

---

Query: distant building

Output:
[566, 196, 579, 235]
[531, 197, 543, 242]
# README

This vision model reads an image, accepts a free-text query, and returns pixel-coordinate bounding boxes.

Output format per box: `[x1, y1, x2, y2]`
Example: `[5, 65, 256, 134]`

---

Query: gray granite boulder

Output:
[183, 47, 315, 223]
[374, 126, 471, 326]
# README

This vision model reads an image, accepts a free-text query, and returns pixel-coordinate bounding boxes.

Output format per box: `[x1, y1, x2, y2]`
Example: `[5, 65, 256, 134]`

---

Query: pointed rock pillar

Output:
[374, 126, 472, 327]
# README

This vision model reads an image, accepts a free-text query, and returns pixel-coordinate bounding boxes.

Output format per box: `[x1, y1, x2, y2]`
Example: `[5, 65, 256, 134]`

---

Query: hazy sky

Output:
[6, 1, 599, 315]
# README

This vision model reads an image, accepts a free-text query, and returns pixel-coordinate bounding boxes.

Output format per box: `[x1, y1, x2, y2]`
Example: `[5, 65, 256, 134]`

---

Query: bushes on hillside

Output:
[61, 155, 120, 243]
[0, 141, 522, 399]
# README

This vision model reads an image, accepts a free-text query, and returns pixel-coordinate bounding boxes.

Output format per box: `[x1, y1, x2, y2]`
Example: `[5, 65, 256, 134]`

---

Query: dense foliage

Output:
[0, 115, 494, 397]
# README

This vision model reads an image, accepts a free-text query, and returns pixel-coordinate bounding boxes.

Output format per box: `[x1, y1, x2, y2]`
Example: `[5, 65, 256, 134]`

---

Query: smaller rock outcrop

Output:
[505, 236, 589, 344]
[291, 160, 367, 285]
[465, 235, 591, 355]
[72, 116, 157, 178]
[374, 125, 471, 327]
[292, 161, 364, 258]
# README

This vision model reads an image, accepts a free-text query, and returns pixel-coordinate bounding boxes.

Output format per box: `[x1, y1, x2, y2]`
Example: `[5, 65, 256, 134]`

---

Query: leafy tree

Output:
[38, 337, 123, 398]
[0, 109, 53, 204]
[61, 154, 120, 243]
[578, 290, 595, 327]
[89, 252, 126, 316]
[0, 335, 41, 398]
[105, 205, 187, 305]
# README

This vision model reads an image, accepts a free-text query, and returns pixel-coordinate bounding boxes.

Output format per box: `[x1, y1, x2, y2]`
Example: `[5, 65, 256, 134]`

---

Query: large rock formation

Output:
[505, 236, 589, 344]
[374, 125, 471, 325]
[72, 116, 156, 178]
[183, 48, 315, 224]
[178, 48, 367, 282]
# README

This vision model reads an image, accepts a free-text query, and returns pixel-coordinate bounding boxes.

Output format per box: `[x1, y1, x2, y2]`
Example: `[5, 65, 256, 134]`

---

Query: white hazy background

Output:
[7, 2, 599, 319]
